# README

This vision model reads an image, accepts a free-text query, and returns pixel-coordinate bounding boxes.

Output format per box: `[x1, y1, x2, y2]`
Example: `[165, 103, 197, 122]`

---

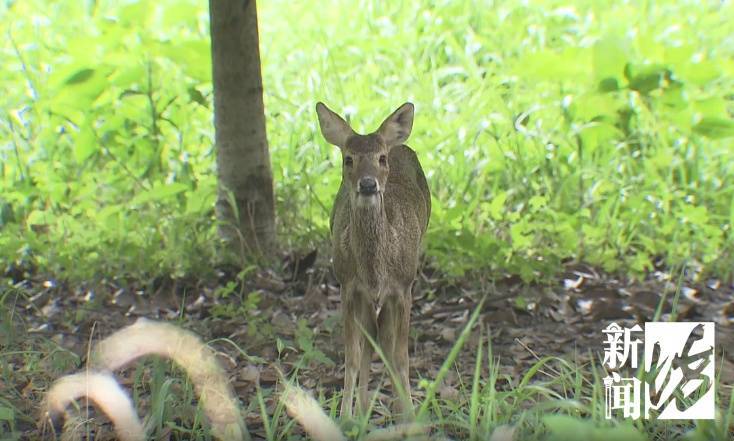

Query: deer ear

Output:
[316, 102, 354, 148]
[378, 102, 414, 146]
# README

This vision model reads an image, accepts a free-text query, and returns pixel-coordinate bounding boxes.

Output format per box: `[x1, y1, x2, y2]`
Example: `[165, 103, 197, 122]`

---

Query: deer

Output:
[315, 102, 431, 422]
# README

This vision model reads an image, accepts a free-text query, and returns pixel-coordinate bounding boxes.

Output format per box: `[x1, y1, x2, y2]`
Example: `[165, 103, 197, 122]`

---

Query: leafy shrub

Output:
[1, 0, 732, 283]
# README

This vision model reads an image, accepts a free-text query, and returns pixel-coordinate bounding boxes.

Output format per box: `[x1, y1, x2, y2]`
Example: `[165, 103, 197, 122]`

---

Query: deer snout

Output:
[358, 176, 379, 195]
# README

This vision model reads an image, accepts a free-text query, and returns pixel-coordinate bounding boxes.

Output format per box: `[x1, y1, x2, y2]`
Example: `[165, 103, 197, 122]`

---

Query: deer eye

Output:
[344, 156, 353, 167]
[379, 155, 387, 166]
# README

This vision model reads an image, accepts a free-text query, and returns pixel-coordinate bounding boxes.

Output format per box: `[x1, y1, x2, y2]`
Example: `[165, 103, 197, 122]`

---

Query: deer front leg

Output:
[378, 288, 415, 421]
[357, 307, 376, 415]
[341, 286, 375, 419]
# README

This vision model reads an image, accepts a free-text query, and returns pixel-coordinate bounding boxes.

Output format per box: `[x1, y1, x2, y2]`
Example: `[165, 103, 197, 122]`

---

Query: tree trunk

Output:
[209, 0, 275, 258]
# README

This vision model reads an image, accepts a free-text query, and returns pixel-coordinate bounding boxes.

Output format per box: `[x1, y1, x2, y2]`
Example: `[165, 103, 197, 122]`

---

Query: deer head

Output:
[316, 102, 414, 208]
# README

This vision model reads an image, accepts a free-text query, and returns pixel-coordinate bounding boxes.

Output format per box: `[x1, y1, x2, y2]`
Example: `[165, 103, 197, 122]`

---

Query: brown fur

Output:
[316, 102, 430, 421]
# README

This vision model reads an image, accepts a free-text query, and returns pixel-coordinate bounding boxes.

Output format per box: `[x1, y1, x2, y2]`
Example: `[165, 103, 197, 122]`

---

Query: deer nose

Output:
[358, 177, 378, 195]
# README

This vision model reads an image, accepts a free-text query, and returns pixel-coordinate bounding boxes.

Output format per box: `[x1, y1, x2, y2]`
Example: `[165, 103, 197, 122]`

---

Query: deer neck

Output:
[349, 195, 389, 288]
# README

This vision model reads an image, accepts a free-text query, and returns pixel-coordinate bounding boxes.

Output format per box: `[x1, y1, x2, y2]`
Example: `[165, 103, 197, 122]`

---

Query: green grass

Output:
[1, 0, 733, 283]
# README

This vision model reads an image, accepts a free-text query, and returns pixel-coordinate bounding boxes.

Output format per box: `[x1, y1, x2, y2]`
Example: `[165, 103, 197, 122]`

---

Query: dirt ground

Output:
[3, 254, 733, 439]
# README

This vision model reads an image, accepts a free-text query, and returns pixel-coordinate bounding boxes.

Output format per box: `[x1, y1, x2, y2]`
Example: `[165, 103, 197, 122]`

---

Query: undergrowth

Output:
[1, 293, 732, 440]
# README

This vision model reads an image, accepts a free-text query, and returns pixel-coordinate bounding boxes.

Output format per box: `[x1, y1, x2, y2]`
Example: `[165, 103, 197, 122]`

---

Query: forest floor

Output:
[2, 253, 734, 439]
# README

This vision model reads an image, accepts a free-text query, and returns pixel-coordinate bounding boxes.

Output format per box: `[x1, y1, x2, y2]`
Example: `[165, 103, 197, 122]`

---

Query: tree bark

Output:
[209, 0, 275, 258]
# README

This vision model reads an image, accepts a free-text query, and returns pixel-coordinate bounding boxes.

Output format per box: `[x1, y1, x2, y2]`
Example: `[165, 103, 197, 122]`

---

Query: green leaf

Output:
[157, 41, 212, 82]
[571, 93, 621, 122]
[111, 65, 146, 88]
[594, 424, 646, 441]
[543, 415, 590, 441]
[677, 60, 721, 85]
[188, 86, 208, 108]
[488, 191, 507, 220]
[598, 77, 619, 92]
[510, 221, 532, 250]
[185, 183, 216, 215]
[118, 1, 152, 28]
[624, 63, 671, 95]
[694, 97, 728, 118]
[593, 36, 629, 81]
[50, 67, 111, 111]
[660, 84, 688, 110]
[26, 210, 50, 226]
[131, 183, 189, 205]
[579, 122, 622, 153]
[693, 117, 734, 139]
[528, 195, 547, 211]
[65, 68, 95, 85]
[543, 415, 593, 441]
[73, 124, 97, 162]
[0, 406, 14, 421]
[515, 48, 589, 81]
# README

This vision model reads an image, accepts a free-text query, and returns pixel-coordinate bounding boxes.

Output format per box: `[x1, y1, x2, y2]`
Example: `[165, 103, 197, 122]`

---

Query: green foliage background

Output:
[1, 0, 733, 282]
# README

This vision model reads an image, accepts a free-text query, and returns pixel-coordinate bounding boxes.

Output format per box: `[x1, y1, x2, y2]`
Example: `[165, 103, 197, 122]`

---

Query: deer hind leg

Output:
[378, 288, 415, 421]
[341, 286, 375, 419]
[394, 285, 415, 421]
